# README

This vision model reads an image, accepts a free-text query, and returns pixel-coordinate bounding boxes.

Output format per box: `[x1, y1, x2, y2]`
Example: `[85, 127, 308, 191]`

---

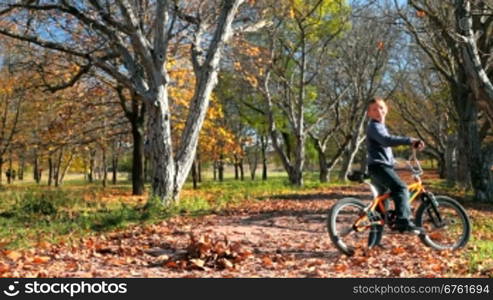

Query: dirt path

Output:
[2, 184, 488, 278]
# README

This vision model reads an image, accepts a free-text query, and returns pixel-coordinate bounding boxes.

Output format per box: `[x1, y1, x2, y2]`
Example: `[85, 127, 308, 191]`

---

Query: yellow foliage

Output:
[165, 61, 243, 161]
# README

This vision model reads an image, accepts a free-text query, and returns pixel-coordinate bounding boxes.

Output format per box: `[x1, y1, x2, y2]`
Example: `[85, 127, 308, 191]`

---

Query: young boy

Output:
[366, 97, 425, 234]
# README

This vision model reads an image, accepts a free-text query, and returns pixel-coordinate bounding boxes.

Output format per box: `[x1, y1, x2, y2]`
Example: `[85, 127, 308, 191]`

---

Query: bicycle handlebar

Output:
[407, 148, 424, 176]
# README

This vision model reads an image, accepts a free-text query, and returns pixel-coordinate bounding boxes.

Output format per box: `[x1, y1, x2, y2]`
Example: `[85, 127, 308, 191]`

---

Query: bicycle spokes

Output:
[328, 198, 373, 256]
[418, 199, 469, 250]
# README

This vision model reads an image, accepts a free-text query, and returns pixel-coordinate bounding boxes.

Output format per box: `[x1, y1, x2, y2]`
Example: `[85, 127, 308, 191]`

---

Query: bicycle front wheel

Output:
[415, 195, 471, 250]
[327, 198, 372, 256]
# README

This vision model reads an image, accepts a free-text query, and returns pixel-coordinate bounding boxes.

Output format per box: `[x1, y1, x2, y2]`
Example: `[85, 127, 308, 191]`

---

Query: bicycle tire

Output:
[415, 195, 471, 250]
[327, 198, 371, 256]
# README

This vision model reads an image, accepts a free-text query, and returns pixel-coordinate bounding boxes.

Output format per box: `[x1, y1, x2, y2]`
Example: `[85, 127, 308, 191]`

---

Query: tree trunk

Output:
[144, 0, 243, 205]
[213, 161, 217, 181]
[462, 96, 493, 202]
[54, 148, 64, 187]
[102, 146, 108, 188]
[290, 39, 308, 187]
[58, 152, 73, 185]
[88, 149, 96, 183]
[112, 155, 118, 185]
[144, 156, 149, 183]
[239, 157, 244, 181]
[339, 137, 365, 181]
[267, 110, 304, 185]
[218, 155, 224, 182]
[288, 165, 303, 186]
[312, 136, 328, 183]
[191, 159, 198, 189]
[438, 154, 446, 179]
[339, 115, 367, 181]
[261, 135, 268, 180]
[452, 82, 472, 189]
[282, 132, 292, 162]
[33, 153, 40, 184]
[18, 153, 25, 181]
[0, 156, 3, 184]
[456, 0, 493, 127]
[7, 153, 12, 184]
[234, 155, 239, 180]
[288, 130, 305, 186]
[250, 156, 257, 180]
[319, 156, 329, 183]
[131, 125, 145, 195]
[48, 155, 53, 186]
[452, 80, 493, 201]
[445, 134, 457, 185]
[145, 86, 176, 204]
[197, 152, 202, 183]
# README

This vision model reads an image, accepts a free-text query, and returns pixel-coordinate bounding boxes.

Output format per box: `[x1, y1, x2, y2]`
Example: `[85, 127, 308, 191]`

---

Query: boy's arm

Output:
[368, 122, 412, 147]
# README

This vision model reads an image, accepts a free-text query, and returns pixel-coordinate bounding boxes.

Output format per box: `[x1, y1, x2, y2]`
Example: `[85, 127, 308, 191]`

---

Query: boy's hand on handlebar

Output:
[411, 138, 425, 151]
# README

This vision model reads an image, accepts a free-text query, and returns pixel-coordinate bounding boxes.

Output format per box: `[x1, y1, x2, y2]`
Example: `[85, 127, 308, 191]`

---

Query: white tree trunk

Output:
[148, 0, 244, 204]
[458, 0, 493, 125]
[146, 85, 176, 204]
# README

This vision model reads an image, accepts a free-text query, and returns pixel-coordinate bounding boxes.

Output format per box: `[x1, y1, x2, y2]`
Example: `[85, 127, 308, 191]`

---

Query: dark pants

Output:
[368, 164, 411, 223]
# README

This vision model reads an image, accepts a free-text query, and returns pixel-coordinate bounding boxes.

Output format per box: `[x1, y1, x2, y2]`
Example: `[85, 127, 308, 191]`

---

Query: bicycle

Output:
[327, 149, 471, 256]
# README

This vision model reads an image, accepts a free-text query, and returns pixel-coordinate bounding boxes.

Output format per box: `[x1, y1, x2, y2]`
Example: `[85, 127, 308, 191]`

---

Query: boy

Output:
[366, 97, 425, 234]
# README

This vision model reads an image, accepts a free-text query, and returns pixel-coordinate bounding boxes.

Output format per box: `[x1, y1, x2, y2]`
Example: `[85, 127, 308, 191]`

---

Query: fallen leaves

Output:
[0, 262, 10, 274]
[261, 256, 273, 268]
[159, 234, 253, 271]
[0, 176, 488, 278]
[32, 256, 51, 264]
[391, 247, 406, 255]
[333, 263, 348, 272]
[4, 250, 23, 262]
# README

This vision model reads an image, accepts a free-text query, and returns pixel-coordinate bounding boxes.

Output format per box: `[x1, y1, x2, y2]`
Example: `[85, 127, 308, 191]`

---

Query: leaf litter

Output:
[0, 184, 490, 278]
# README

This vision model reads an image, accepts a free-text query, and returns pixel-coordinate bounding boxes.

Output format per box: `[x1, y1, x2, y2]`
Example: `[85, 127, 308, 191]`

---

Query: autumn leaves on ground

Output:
[0, 172, 492, 278]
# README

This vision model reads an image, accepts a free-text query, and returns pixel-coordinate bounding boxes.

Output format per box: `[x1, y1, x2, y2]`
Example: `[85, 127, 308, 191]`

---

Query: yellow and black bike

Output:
[327, 149, 471, 256]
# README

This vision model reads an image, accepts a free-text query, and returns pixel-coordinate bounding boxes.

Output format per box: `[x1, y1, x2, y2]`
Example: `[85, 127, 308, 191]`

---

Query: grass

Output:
[1, 171, 493, 277]
[464, 214, 493, 277]
[0, 188, 147, 248]
[421, 176, 493, 276]
[0, 172, 343, 249]
[426, 178, 474, 201]
[467, 240, 493, 277]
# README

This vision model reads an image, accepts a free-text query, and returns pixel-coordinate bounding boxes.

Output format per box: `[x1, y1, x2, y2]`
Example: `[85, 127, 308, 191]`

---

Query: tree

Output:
[0, 40, 31, 184]
[0, 0, 262, 204]
[455, 0, 493, 125]
[234, 0, 350, 185]
[215, 70, 271, 180]
[391, 50, 459, 182]
[332, 4, 406, 181]
[115, 86, 145, 194]
[394, 0, 493, 201]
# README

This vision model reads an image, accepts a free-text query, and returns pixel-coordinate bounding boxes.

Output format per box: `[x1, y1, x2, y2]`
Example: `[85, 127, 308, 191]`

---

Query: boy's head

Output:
[367, 97, 388, 123]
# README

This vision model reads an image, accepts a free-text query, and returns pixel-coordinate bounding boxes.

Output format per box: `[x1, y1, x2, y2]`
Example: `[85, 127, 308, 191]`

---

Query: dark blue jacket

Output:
[366, 119, 412, 167]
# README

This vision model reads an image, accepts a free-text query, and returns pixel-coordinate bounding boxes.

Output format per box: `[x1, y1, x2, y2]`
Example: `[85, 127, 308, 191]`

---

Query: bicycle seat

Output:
[347, 170, 370, 183]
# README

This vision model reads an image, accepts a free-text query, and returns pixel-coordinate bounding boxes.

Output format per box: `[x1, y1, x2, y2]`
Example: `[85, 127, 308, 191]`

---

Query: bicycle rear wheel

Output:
[327, 198, 373, 256]
[415, 195, 471, 250]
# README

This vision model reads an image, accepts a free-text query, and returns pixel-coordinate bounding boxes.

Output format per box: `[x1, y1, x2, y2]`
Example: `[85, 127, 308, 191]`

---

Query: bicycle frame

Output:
[330, 148, 471, 254]
[353, 150, 426, 232]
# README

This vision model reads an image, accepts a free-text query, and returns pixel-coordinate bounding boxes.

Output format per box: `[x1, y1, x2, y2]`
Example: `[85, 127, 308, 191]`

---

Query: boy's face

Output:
[368, 101, 387, 122]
